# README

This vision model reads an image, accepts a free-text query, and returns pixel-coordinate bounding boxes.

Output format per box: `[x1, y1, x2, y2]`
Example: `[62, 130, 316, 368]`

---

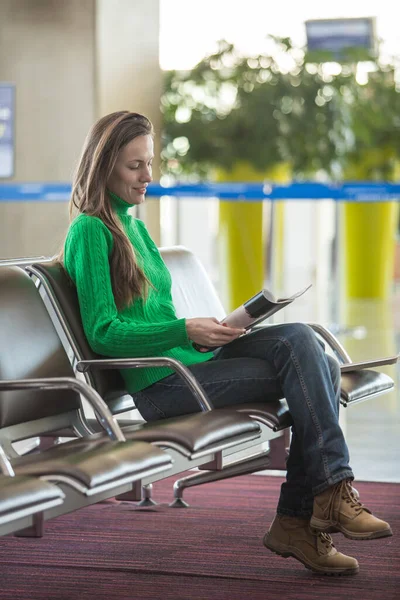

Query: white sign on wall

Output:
[0, 84, 15, 178]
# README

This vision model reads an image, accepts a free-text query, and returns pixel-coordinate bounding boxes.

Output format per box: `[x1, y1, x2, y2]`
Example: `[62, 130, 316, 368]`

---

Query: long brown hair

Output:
[66, 111, 154, 309]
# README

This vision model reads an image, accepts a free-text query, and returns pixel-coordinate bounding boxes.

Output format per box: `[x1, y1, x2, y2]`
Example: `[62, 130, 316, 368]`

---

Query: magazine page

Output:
[221, 283, 313, 330]
[221, 305, 258, 329]
[340, 355, 399, 372]
[277, 283, 313, 303]
[194, 283, 312, 351]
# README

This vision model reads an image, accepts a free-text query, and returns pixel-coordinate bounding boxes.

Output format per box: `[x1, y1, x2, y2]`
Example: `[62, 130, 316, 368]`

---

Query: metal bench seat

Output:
[1, 265, 266, 514]
[340, 369, 395, 406]
[87, 409, 261, 459]
[24, 261, 288, 502]
[0, 267, 176, 533]
[0, 446, 65, 537]
[0, 475, 64, 536]
[23, 247, 395, 506]
[11, 436, 172, 497]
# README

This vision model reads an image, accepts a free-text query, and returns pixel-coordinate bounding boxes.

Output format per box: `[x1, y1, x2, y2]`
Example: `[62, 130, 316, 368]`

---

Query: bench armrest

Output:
[0, 377, 125, 442]
[76, 357, 213, 412]
[0, 255, 56, 267]
[0, 444, 15, 476]
[308, 322, 352, 364]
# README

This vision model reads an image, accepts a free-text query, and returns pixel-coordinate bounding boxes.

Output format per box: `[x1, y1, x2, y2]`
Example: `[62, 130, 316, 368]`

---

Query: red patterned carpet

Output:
[0, 474, 398, 600]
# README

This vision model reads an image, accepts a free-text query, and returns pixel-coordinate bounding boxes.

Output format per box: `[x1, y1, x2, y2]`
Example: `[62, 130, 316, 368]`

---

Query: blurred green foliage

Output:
[161, 36, 400, 181]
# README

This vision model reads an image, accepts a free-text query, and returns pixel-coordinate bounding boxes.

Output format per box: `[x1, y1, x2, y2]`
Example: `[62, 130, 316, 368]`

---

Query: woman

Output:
[63, 111, 392, 576]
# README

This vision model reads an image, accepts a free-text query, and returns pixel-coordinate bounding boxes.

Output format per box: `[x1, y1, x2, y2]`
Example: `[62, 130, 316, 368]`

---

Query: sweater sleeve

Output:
[64, 216, 190, 357]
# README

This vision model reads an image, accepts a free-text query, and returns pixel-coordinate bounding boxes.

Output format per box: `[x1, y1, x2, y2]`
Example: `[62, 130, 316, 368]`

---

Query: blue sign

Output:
[305, 17, 376, 60]
[0, 84, 15, 178]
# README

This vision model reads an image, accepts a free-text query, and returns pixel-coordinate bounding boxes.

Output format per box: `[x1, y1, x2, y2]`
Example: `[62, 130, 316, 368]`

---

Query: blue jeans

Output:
[133, 323, 354, 517]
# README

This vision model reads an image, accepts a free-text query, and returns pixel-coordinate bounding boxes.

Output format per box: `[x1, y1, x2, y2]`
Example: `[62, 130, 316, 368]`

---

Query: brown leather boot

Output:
[311, 479, 392, 540]
[263, 514, 359, 576]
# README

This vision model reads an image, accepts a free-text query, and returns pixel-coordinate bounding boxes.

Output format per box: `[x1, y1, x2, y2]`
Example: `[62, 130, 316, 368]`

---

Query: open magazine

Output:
[221, 284, 313, 330]
[194, 283, 312, 352]
[194, 285, 400, 369]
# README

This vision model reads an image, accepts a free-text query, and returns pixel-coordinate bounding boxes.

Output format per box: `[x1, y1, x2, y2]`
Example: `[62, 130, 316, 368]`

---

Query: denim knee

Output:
[278, 322, 320, 349]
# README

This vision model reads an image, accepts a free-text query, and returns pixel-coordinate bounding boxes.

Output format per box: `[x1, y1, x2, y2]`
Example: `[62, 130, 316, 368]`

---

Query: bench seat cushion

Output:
[12, 438, 171, 492]
[119, 409, 261, 456]
[222, 401, 293, 431]
[0, 475, 64, 524]
[340, 369, 395, 406]
[87, 410, 261, 457]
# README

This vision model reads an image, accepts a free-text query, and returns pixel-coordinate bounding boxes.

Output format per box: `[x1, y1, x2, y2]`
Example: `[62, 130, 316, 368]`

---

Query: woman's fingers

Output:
[217, 324, 244, 340]
[185, 317, 245, 346]
[210, 323, 245, 345]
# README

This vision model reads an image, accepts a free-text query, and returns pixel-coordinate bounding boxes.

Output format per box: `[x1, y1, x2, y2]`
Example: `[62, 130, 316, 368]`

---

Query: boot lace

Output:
[317, 532, 334, 554]
[328, 480, 367, 526]
[343, 480, 364, 509]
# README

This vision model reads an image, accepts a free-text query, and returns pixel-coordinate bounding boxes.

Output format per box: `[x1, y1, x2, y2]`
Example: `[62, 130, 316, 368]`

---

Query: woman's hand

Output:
[185, 317, 245, 350]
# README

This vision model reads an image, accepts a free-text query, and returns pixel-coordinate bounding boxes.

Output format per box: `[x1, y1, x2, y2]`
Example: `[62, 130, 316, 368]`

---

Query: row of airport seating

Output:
[0, 246, 395, 540]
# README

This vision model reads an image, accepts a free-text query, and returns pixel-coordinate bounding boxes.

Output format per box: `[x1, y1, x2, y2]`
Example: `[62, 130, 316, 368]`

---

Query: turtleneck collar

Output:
[108, 190, 132, 216]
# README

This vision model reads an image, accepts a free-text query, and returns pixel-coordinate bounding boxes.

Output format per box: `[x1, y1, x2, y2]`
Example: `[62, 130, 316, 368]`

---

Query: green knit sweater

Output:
[63, 192, 213, 393]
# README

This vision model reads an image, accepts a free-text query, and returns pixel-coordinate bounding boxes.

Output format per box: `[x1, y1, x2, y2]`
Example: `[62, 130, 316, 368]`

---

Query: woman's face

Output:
[107, 134, 154, 205]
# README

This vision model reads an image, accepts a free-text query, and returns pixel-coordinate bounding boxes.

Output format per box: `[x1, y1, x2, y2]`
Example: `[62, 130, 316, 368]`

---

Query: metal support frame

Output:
[0, 378, 125, 442]
[27, 265, 214, 415]
[24, 266, 292, 506]
[22, 255, 395, 510]
[170, 449, 271, 508]
[77, 358, 213, 413]
[308, 322, 352, 364]
[14, 511, 45, 538]
[0, 444, 15, 476]
[0, 255, 55, 267]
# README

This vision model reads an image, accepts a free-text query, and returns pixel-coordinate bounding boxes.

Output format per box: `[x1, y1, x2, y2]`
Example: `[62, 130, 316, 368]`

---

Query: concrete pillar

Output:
[0, 0, 96, 258]
[0, 0, 162, 258]
[95, 0, 162, 243]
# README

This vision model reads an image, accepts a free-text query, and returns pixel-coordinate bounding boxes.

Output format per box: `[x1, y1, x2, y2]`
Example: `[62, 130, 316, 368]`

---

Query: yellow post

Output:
[343, 152, 399, 299]
[343, 201, 398, 299]
[217, 162, 289, 311]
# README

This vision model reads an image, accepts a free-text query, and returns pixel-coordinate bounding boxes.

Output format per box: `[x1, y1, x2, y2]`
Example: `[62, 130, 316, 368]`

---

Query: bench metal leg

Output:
[268, 430, 290, 470]
[115, 482, 157, 506]
[14, 512, 44, 538]
[169, 450, 271, 508]
[114, 480, 143, 502]
[137, 483, 157, 507]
